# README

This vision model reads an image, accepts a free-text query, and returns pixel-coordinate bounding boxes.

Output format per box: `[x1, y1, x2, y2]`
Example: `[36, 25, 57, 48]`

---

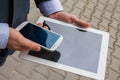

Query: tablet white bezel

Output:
[19, 16, 109, 80]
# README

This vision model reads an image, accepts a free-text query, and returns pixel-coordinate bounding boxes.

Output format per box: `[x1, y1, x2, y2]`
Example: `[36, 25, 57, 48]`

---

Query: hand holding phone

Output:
[16, 22, 63, 51]
[7, 28, 41, 51]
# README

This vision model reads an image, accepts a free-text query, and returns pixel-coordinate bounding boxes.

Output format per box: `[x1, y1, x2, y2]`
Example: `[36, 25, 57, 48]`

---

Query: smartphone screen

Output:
[19, 23, 61, 49]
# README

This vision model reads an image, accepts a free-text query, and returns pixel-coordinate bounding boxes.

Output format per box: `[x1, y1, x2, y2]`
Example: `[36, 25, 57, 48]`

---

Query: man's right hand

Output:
[7, 28, 41, 51]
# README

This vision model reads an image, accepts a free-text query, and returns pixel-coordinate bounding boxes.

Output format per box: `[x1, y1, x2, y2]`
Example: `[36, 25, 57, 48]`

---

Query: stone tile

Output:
[93, 9, 103, 20]
[107, 48, 113, 61]
[109, 56, 120, 72]
[70, 7, 82, 18]
[31, 71, 47, 80]
[9, 71, 29, 80]
[28, 8, 40, 24]
[112, 45, 120, 59]
[30, 0, 36, 8]
[108, 37, 116, 49]
[64, 72, 79, 80]
[80, 76, 94, 80]
[75, 0, 86, 10]
[81, 0, 88, 3]
[96, 2, 105, 12]
[50, 68, 66, 77]
[105, 67, 120, 80]
[106, 4, 114, 12]
[64, 0, 75, 9]
[63, 5, 72, 12]
[99, 18, 110, 29]
[90, 16, 100, 28]
[112, 12, 120, 21]
[0, 75, 8, 80]
[108, 0, 116, 6]
[109, 27, 117, 39]
[16, 60, 38, 78]
[98, 26, 108, 31]
[0, 56, 20, 78]
[82, 8, 93, 19]
[86, 1, 96, 11]
[115, 5, 120, 13]
[11, 51, 24, 62]
[117, 0, 120, 6]
[34, 64, 50, 77]
[89, 0, 97, 4]
[116, 36, 120, 46]
[110, 19, 119, 29]
[99, 0, 108, 5]
[103, 10, 112, 20]
[48, 70, 65, 80]
[60, 0, 66, 4]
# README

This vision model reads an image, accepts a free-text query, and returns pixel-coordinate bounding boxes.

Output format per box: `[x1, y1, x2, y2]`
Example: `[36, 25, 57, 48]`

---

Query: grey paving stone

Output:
[109, 56, 120, 73]
[80, 76, 94, 80]
[31, 71, 47, 80]
[9, 71, 29, 80]
[50, 68, 66, 77]
[75, 0, 86, 10]
[0, 56, 20, 78]
[0, 75, 8, 80]
[105, 68, 120, 80]
[16, 60, 38, 78]
[34, 64, 50, 78]
[64, 72, 79, 80]
[109, 37, 116, 49]
[69, 7, 82, 18]
[47, 70, 64, 80]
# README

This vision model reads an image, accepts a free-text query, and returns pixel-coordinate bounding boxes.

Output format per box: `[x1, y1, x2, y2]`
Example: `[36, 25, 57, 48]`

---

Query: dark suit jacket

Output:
[0, 0, 49, 64]
[0, 0, 49, 27]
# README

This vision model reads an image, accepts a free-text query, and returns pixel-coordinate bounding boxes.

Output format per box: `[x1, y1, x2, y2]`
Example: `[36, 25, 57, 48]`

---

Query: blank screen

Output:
[28, 21, 102, 73]
[19, 23, 60, 49]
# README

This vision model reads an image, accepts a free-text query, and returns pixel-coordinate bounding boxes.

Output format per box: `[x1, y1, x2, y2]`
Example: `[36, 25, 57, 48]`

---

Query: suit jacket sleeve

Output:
[36, 0, 64, 16]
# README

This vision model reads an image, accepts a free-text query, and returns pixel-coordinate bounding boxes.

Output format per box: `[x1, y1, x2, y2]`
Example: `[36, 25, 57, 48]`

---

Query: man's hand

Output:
[49, 11, 90, 28]
[7, 28, 41, 51]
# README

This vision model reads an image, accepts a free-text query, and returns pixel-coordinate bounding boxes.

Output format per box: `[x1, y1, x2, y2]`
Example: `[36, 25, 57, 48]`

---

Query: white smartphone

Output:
[16, 22, 63, 51]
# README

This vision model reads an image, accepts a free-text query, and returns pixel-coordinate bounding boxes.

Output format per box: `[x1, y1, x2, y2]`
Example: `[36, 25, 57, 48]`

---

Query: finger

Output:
[43, 26, 49, 30]
[71, 15, 90, 28]
[37, 22, 43, 27]
[23, 38, 41, 51]
[37, 23, 49, 30]
[9, 44, 28, 51]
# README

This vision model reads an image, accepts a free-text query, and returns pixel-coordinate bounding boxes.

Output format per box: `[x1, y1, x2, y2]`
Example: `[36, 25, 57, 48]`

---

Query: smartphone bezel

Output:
[16, 22, 63, 51]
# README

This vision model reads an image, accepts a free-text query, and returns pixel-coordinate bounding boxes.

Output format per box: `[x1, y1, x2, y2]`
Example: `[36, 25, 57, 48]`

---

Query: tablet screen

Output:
[28, 21, 102, 73]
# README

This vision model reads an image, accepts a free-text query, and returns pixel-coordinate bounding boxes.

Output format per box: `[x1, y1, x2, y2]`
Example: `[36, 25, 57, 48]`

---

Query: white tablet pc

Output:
[19, 16, 109, 80]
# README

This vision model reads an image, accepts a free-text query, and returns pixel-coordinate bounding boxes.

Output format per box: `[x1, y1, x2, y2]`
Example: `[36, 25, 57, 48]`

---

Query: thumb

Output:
[71, 15, 90, 28]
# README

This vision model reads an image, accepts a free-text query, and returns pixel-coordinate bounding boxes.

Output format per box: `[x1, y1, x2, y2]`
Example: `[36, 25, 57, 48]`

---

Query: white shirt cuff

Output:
[0, 23, 9, 49]
[39, 0, 64, 16]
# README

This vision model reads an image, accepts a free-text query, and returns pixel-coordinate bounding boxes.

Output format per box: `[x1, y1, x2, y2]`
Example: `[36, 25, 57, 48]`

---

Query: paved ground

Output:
[0, 0, 120, 80]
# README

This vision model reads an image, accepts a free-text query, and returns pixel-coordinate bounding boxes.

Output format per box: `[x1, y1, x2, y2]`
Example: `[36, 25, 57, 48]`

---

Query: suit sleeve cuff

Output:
[0, 23, 9, 49]
[39, 0, 64, 16]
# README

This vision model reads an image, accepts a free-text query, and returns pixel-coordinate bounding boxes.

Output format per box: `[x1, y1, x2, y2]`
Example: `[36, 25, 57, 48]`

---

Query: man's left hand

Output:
[49, 11, 90, 28]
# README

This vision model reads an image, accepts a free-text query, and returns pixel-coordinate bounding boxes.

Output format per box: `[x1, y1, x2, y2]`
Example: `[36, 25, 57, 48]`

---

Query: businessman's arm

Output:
[37, 0, 90, 27]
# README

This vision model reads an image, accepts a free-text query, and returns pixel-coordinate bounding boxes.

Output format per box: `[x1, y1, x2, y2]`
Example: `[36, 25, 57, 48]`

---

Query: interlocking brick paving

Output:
[0, 0, 120, 80]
